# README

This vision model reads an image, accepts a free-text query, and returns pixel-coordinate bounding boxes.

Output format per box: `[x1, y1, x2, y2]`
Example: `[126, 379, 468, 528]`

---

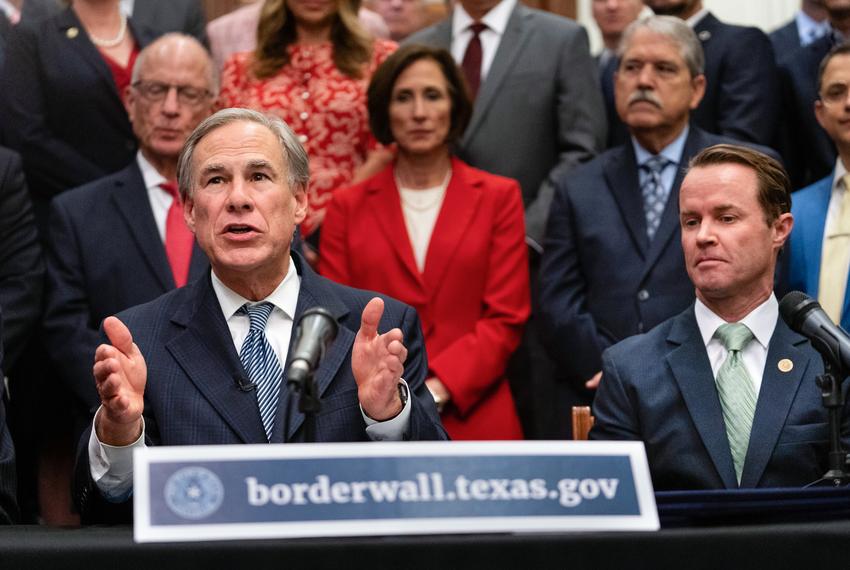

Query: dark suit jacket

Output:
[590, 305, 849, 490]
[74, 255, 447, 521]
[0, 315, 19, 524]
[0, 147, 43, 370]
[407, 3, 606, 244]
[44, 161, 208, 414]
[1, 7, 156, 204]
[131, 0, 206, 45]
[320, 158, 530, 440]
[787, 173, 850, 331]
[691, 12, 779, 146]
[770, 19, 801, 65]
[778, 34, 835, 189]
[540, 127, 750, 389]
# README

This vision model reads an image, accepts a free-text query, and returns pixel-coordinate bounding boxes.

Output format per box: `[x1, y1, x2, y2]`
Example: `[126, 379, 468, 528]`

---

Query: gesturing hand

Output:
[92, 316, 147, 446]
[352, 297, 407, 421]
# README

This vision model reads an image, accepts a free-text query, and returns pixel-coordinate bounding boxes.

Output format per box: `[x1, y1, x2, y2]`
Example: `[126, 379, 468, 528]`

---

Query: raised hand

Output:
[352, 297, 407, 421]
[92, 316, 147, 445]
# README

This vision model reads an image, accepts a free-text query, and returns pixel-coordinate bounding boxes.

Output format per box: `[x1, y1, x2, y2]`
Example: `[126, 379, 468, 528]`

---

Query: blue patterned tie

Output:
[714, 323, 757, 484]
[239, 302, 281, 441]
[640, 155, 672, 240]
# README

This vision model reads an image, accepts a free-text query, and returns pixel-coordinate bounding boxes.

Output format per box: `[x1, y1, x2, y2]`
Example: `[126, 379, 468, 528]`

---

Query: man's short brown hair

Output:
[688, 144, 792, 225]
[367, 44, 472, 146]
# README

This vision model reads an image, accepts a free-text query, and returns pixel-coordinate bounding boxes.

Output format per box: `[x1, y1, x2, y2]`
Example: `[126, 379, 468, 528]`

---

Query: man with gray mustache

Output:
[539, 16, 777, 435]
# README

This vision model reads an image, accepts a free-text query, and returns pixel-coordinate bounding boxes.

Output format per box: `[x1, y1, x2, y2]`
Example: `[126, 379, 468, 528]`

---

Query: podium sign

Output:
[133, 441, 658, 542]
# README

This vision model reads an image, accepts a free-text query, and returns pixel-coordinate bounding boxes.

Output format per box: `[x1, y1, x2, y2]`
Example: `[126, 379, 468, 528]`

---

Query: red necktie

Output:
[160, 181, 194, 287]
[461, 22, 487, 99]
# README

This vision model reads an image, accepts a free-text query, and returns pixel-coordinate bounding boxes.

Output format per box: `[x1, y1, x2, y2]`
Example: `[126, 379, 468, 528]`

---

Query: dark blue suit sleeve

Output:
[539, 176, 615, 387]
[588, 349, 640, 442]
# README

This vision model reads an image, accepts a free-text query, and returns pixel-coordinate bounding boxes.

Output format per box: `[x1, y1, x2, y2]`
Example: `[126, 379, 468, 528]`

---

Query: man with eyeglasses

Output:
[43, 33, 214, 433]
[788, 43, 850, 334]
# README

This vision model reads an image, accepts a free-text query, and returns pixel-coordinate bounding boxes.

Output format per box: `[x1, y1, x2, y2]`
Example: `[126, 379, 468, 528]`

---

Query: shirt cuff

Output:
[360, 379, 411, 441]
[88, 406, 146, 502]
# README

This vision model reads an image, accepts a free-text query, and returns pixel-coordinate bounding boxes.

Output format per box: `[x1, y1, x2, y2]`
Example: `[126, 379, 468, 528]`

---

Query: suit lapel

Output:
[740, 322, 811, 487]
[110, 164, 176, 291]
[366, 167, 424, 286]
[422, 158, 481, 293]
[279, 257, 354, 442]
[666, 309, 739, 488]
[639, 126, 702, 280]
[603, 145, 649, 256]
[462, 4, 531, 145]
[165, 276, 268, 443]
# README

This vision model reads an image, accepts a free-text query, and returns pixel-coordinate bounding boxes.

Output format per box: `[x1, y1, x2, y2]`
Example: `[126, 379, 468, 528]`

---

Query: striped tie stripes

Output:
[238, 302, 281, 441]
[714, 322, 757, 484]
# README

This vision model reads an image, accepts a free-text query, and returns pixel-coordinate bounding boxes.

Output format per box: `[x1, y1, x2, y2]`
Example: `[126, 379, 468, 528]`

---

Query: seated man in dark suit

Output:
[788, 43, 850, 332]
[75, 108, 447, 520]
[630, 0, 779, 148]
[540, 16, 774, 435]
[45, 33, 214, 424]
[591, 143, 848, 490]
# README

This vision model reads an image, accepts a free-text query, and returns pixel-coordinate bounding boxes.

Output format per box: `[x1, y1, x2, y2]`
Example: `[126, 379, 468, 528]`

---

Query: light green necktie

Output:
[714, 323, 757, 484]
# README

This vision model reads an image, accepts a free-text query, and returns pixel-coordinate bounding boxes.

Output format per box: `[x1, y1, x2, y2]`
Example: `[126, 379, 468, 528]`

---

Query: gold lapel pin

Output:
[778, 358, 793, 373]
[66, 27, 79, 39]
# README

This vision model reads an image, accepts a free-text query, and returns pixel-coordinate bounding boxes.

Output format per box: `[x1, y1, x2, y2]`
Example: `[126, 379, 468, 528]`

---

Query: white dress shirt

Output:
[137, 151, 173, 243]
[450, 0, 516, 83]
[0, 0, 20, 24]
[90, 258, 411, 500]
[694, 294, 779, 395]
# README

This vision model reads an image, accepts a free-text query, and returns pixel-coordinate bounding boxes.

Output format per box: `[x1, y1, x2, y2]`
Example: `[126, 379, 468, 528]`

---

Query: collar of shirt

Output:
[685, 8, 709, 28]
[796, 9, 830, 46]
[450, 0, 516, 79]
[211, 257, 301, 364]
[120, 0, 134, 18]
[694, 294, 778, 393]
[211, 257, 300, 324]
[137, 152, 172, 243]
[632, 125, 688, 198]
[0, 0, 20, 23]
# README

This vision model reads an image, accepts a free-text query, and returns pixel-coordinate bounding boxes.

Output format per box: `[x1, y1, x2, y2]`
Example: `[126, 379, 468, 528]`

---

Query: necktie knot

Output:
[160, 181, 180, 202]
[240, 302, 275, 332]
[715, 322, 754, 353]
[642, 155, 671, 176]
[468, 22, 487, 36]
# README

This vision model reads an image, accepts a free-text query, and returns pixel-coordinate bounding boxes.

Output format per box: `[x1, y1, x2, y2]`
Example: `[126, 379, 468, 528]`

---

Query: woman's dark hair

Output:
[367, 43, 472, 145]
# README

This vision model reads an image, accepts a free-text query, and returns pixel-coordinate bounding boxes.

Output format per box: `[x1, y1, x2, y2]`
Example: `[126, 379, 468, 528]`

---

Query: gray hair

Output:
[131, 33, 219, 97]
[177, 108, 311, 201]
[617, 15, 705, 78]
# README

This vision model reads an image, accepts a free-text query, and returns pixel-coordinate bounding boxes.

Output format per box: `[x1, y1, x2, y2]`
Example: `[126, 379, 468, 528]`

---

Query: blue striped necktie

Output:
[640, 155, 672, 240]
[239, 302, 282, 441]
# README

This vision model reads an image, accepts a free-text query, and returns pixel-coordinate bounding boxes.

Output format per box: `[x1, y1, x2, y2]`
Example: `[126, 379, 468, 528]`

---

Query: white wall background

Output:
[577, 0, 802, 54]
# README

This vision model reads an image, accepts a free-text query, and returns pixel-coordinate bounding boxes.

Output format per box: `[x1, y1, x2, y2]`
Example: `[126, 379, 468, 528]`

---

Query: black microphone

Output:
[286, 307, 339, 390]
[779, 291, 850, 374]
[233, 373, 256, 392]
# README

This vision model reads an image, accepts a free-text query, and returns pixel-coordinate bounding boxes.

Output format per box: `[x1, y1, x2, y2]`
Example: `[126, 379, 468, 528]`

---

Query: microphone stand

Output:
[288, 368, 321, 444]
[807, 359, 850, 487]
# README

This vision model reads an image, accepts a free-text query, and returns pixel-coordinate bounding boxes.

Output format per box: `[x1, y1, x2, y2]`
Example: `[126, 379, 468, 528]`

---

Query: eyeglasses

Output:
[820, 82, 850, 105]
[131, 81, 213, 105]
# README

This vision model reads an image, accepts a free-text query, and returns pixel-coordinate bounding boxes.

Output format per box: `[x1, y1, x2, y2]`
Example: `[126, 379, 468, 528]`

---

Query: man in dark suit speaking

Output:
[75, 109, 447, 520]
[591, 144, 850, 490]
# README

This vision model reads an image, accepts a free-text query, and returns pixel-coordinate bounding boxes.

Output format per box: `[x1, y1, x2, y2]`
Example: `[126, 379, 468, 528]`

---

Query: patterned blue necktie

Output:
[239, 302, 282, 441]
[640, 155, 672, 241]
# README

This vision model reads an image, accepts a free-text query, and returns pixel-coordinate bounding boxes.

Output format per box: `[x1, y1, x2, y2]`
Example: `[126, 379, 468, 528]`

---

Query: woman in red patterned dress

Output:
[219, 0, 396, 249]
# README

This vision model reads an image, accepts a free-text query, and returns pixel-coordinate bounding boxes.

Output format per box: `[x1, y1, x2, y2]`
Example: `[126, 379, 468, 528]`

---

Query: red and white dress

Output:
[219, 40, 396, 236]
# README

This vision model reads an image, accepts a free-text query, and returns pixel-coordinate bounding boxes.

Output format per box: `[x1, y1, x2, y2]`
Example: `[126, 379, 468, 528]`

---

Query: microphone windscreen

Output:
[779, 291, 818, 332]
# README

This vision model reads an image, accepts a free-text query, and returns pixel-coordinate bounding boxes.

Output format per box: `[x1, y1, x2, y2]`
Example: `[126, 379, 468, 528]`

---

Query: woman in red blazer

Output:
[320, 44, 530, 440]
